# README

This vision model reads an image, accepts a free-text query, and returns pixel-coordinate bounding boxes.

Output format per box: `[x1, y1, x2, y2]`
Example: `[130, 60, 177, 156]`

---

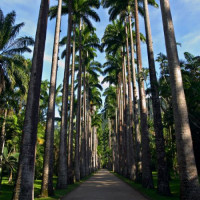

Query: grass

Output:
[0, 171, 180, 200]
[0, 174, 94, 200]
[112, 172, 180, 200]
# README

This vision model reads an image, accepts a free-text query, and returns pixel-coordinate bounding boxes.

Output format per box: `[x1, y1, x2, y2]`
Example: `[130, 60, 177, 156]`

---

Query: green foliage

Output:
[155, 52, 200, 174]
[0, 8, 33, 94]
[97, 122, 112, 168]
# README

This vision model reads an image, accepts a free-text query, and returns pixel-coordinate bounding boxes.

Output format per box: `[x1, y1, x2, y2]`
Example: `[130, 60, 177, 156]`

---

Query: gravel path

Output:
[61, 169, 147, 200]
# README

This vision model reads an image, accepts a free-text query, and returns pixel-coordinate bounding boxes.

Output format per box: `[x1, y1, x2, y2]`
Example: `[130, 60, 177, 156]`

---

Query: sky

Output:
[1, 0, 200, 106]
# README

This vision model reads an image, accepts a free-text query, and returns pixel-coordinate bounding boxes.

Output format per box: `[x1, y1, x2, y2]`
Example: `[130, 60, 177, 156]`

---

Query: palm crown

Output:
[0, 9, 34, 94]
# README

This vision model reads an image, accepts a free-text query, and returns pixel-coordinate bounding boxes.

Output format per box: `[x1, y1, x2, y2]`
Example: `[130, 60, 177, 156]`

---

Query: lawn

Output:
[0, 171, 180, 200]
[112, 172, 180, 200]
[0, 174, 93, 200]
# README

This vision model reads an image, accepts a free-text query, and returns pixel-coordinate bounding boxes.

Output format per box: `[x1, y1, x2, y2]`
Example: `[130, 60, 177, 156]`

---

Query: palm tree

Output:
[83, 60, 102, 173]
[160, 0, 200, 199]
[57, 0, 72, 189]
[0, 57, 31, 190]
[0, 9, 34, 95]
[78, 29, 101, 178]
[102, 0, 150, 180]
[51, 0, 100, 182]
[127, 8, 141, 181]
[103, 86, 118, 171]
[142, 0, 170, 194]
[134, 0, 154, 188]
[67, 23, 76, 184]
[41, 0, 62, 196]
[102, 20, 128, 176]
[73, 1, 100, 181]
[102, 51, 123, 174]
[125, 20, 135, 179]
[12, 0, 49, 199]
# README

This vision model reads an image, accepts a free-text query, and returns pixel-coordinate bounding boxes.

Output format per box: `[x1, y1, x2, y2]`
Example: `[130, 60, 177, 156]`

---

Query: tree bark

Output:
[75, 19, 82, 182]
[160, 0, 200, 199]
[57, 0, 72, 189]
[0, 108, 8, 189]
[85, 73, 89, 176]
[128, 13, 141, 182]
[134, 0, 154, 189]
[67, 23, 76, 184]
[143, 0, 170, 195]
[88, 108, 92, 173]
[13, 1, 49, 199]
[119, 81, 123, 175]
[125, 21, 135, 180]
[114, 107, 119, 173]
[80, 64, 86, 178]
[41, 0, 62, 196]
[122, 52, 128, 177]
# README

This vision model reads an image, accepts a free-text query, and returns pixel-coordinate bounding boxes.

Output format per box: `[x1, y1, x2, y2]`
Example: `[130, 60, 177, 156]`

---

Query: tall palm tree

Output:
[0, 9, 34, 95]
[85, 60, 102, 173]
[67, 23, 76, 184]
[134, 0, 154, 188]
[13, 0, 49, 199]
[160, 0, 200, 199]
[127, 7, 141, 181]
[51, 0, 100, 182]
[56, 0, 72, 190]
[142, 0, 170, 195]
[41, 0, 62, 196]
[125, 20, 135, 179]
[103, 85, 118, 171]
[102, 20, 128, 176]
[0, 57, 31, 189]
[102, 0, 149, 180]
[102, 51, 124, 173]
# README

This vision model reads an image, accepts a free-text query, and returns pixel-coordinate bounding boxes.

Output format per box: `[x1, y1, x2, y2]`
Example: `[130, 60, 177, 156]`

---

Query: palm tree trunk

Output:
[90, 110, 93, 172]
[41, 0, 62, 196]
[95, 132, 98, 169]
[75, 19, 82, 182]
[57, 0, 73, 189]
[119, 78, 123, 174]
[8, 169, 13, 184]
[0, 108, 8, 189]
[108, 118, 111, 149]
[88, 108, 92, 173]
[125, 21, 135, 179]
[85, 82, 90, 176]
[67, 23, 76, 184]
[114, 107, 119, 173]
[80, 65, 86, 178]
[160, 0, 200, 199]
[128, 13, 141, 182]
[117, 74, 122, 174]
[12, 1, 49, 199]
[0, 67, 5, 95]
[122, 52, 128, 177]
[143, 0, 170, 195]
[134, 0, 154, 189]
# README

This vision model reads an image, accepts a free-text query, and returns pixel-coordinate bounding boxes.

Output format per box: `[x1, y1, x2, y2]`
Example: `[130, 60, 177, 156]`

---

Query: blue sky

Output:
[1, 0, 200, 100]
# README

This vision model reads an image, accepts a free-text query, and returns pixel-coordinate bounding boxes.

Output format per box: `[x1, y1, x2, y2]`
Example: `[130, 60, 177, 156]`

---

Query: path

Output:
[62, 169, 147, 200]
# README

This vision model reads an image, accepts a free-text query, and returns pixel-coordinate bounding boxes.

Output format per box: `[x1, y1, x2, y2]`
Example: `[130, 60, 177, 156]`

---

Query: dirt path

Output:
[61, 169, 148, 200]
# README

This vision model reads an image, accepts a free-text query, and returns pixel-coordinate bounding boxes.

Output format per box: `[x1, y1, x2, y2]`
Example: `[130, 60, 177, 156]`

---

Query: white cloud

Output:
[99, 75, 109, 90]
[44, 54, 52, 63]
[43, 54, 65, 69]
[58, 60, 65, 69]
